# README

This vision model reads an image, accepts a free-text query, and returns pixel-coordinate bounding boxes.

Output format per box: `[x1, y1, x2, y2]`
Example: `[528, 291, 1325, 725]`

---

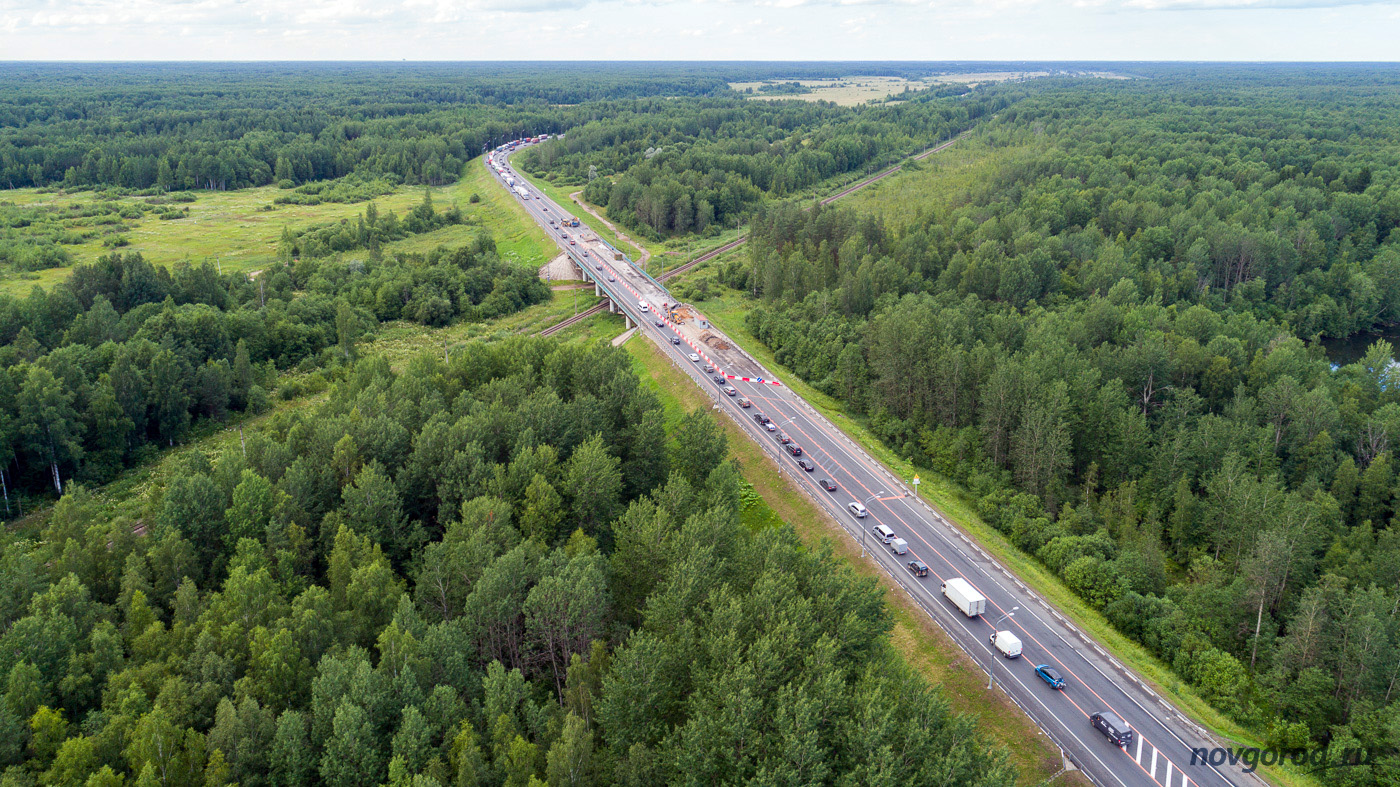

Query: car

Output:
[849, 502, 869, 518]
[753, 413, 766, 424]
[654, 320, 664, 328]
[535, 195, 541, 199]
[1034, 665, 1066, 690]
[671, 337, 681, 345]
[548, 219, 555, 225]
[819, 478, 837, 491]
[704, 365, 714, 373]
[765, 422, 778, 432]
[737, 397, 751, 408]
[724, 386, 737, 396]
[1090, 711, 1133, 748]
[757, 414, 772, 425]
[777, 433, 792, 444]
[607, 275, 615, 281]
[582, 250, 589, 257]
[711, 375, 725, 384]
[797, 458, 814, 472]
[907, 560, 930, 577]
[595, 263, 603, 270]
[569, 240, 576, 245]
[688, 353, 700, 362]
[785, 443, 802, 457]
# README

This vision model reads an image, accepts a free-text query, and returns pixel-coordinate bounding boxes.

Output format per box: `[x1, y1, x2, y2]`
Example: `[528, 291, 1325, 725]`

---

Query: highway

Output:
[488, 143, 1265, 787]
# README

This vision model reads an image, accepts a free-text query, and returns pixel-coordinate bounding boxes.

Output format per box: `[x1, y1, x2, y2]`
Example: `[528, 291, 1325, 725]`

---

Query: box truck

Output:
[889, 538, 909, 555]
[941, 578, 986, 617]
[990, 630, 1022, 658]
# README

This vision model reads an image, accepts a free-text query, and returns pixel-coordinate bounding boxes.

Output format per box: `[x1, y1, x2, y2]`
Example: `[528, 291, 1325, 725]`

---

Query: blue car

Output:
[1035, 664, 1065, 690]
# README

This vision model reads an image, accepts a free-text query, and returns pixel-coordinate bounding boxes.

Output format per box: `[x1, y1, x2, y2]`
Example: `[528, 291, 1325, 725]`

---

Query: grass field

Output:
[728, 73, 1051, 105]
[0, 160, 557, 297]
[623, 335, 1087, 787]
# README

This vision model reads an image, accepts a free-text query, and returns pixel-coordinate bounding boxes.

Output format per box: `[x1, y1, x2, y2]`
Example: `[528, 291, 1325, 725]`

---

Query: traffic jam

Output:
[490, 139, 1211, 787]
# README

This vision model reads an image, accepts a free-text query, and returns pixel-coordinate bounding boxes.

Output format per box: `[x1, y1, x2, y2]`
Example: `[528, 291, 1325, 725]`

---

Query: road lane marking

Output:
[1152, 747, 1158, 779]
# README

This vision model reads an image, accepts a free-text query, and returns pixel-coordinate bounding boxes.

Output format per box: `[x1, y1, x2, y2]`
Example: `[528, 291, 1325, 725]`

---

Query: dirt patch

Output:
[539, 253, 580, 282]
[700, 331, 731, 351]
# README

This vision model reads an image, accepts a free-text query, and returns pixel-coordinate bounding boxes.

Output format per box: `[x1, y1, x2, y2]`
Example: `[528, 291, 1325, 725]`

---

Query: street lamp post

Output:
[987, 607, 1018, 690]
[858, 492, 885, 557]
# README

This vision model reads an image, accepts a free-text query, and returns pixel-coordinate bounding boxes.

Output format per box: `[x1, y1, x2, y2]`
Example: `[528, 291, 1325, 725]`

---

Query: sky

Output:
[2, 0, 1399, 61]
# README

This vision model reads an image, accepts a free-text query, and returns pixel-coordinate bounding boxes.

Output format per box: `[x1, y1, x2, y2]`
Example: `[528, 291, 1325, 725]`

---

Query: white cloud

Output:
[1, 0, 1398, 59]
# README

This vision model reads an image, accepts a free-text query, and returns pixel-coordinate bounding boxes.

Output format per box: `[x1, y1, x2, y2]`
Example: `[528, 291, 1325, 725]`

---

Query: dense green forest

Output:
[0, 338, 1014, 786]
[521, 89, 1000, 238]
[0, 195, 547, 500]
[0, 62, 1015, 194]
[724, 72, 1400, 779]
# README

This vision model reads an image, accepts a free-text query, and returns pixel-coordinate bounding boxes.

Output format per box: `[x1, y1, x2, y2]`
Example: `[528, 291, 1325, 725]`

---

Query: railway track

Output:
[538, 302, 608, 336]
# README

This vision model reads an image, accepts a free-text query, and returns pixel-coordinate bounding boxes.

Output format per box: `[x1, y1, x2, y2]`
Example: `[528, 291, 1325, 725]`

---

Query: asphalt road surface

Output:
[488, 144, 1264, 787]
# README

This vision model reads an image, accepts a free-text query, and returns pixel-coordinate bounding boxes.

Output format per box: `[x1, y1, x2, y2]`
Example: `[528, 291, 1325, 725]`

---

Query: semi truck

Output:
[990, 630, 1022, 658]
[941, 578, 986, 617]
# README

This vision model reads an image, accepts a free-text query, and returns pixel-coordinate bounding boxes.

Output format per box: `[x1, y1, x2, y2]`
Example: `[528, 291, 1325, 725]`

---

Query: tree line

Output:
[521, 90, 1013, 239]
[0, 202, 547, 504]
[722, 68, 1400, 782]
[0, 338, 1016, 786]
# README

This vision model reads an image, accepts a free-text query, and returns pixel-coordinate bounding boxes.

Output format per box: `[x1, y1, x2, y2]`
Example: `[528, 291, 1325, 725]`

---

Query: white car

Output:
[688, 353, 700, 362]
[765, 422, 778, 432]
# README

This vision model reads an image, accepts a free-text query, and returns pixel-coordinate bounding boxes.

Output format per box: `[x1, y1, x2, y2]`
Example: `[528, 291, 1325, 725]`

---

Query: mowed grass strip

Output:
[623, 334, 1089, 787]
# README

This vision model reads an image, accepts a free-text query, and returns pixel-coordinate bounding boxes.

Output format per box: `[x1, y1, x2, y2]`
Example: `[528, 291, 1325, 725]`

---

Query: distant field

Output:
[728, 72, 1052, 105]
[0, 161, 555, 297]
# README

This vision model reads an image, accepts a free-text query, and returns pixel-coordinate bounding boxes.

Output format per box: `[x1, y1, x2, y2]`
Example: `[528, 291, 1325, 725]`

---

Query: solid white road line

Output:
[1151, 747, 1158, 779]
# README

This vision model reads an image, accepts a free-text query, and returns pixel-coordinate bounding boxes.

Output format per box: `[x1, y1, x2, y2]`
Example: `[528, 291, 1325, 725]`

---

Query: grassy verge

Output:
[623, 335, 1088, 787]
[687, 288, 1312, 787]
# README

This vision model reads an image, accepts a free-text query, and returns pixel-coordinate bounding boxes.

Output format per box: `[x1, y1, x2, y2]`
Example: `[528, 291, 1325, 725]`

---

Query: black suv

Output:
[785, 443, 802, 457]
[797, 458, 814, 472]
[711, 375, 725, 385]
[753, 413, 766, 425]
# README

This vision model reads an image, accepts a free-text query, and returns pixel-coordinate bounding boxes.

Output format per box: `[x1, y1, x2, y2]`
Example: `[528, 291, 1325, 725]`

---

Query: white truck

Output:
[990, 630, 1022, 658]
[941, 578, 986, 617]
[889, 538, 909, 555]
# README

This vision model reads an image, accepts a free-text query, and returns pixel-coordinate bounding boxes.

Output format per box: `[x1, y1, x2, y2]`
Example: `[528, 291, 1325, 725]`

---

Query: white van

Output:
[871, 524, 895, 543]
[991, 630, 1022, 658]
[849, 502, 868, 519]
[638, 300, 649, 313]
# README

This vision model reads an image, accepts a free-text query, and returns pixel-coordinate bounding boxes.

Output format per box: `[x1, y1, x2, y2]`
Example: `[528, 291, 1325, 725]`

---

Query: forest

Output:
[720, 70, 1400, 780]
[0, 62, 1017, 194]
[520, 89, 1006, 238]
[0, 193, 548, 500]
[0, 338, 1014, 787]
